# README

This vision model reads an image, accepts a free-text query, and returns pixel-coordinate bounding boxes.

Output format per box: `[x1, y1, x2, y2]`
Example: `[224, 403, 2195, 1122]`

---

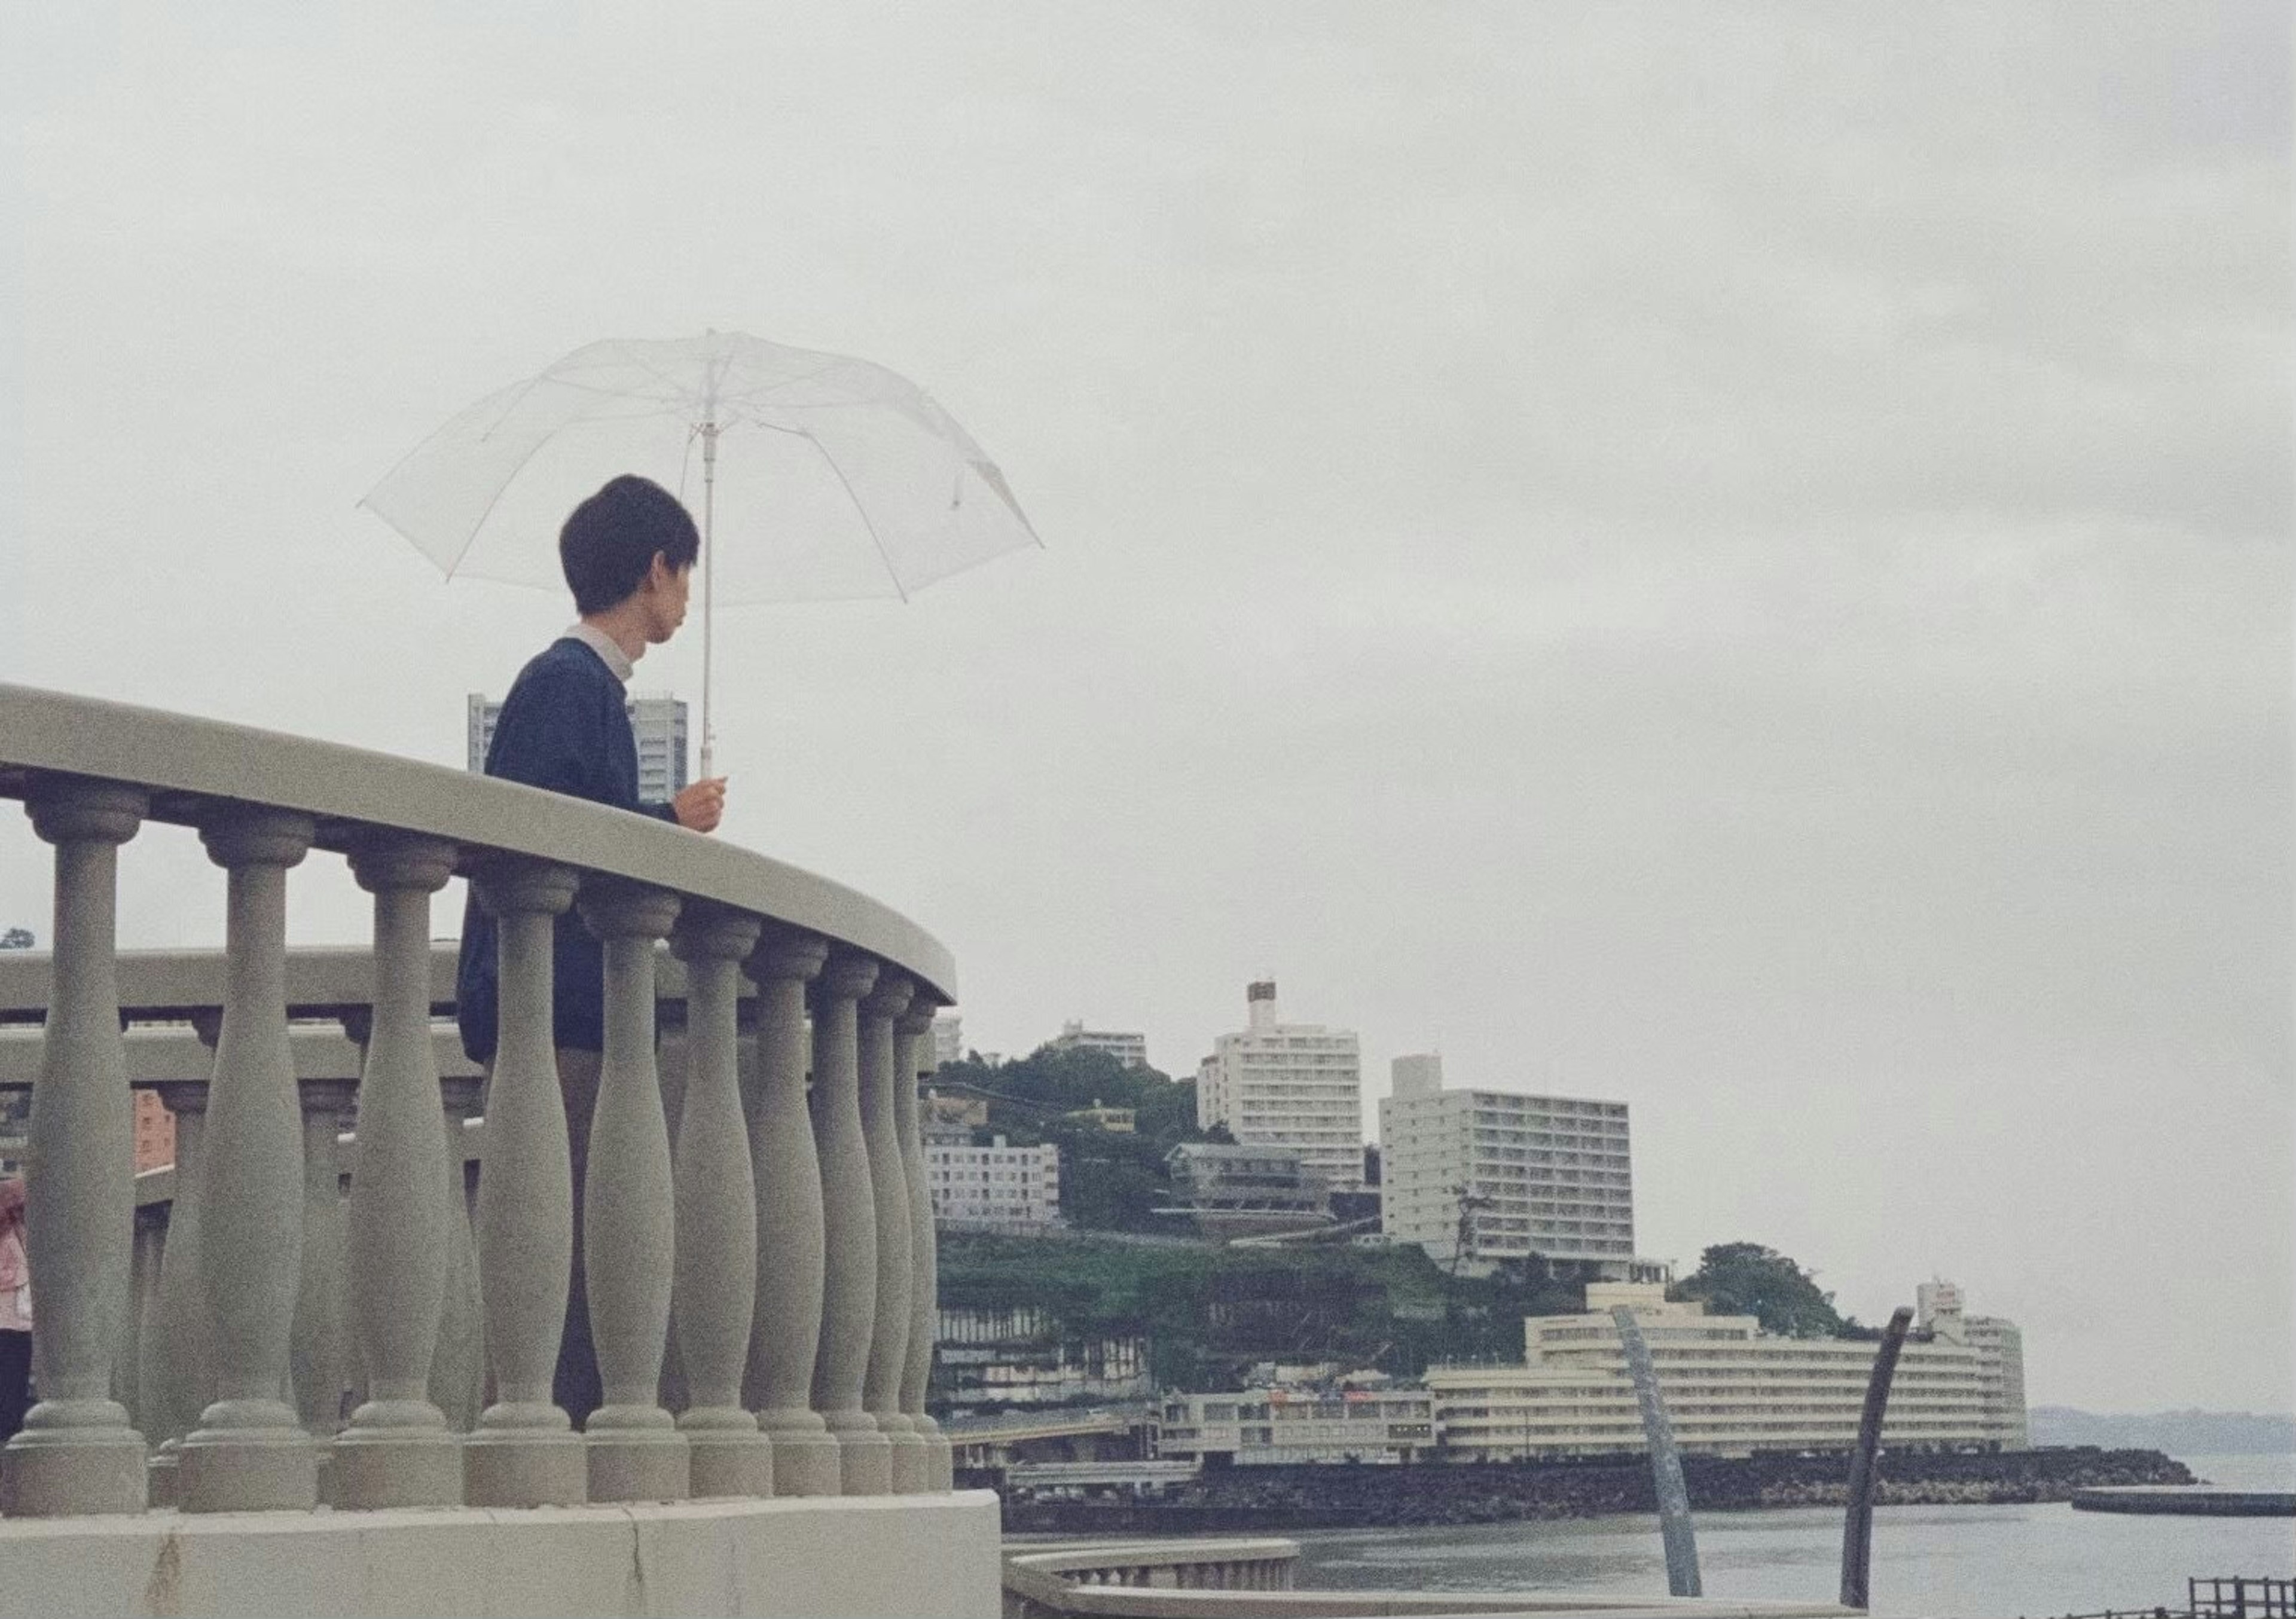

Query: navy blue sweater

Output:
[456, 637, 676, 1062]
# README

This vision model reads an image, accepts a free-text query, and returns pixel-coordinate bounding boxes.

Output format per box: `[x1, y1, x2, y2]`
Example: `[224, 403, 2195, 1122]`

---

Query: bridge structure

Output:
[0, 683, 998, 1617]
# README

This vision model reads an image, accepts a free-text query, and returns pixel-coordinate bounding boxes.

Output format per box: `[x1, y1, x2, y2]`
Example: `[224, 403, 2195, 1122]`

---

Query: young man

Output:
[453, 472, 726, 1421]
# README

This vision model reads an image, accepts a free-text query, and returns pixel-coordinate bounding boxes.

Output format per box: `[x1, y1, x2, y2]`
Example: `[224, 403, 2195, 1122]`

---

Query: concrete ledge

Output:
[0, 1490, 1002, 1618]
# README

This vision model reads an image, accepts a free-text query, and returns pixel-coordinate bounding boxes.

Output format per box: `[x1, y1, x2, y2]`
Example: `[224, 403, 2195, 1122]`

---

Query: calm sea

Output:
[1284, 1455, 2296, 1619]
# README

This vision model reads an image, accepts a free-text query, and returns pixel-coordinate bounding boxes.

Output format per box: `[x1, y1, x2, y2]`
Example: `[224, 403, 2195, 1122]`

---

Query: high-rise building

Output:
[1049, 1021, 1149, 1070]
[1195, 980, 1363, 1192]
[1425, 1280, 2029, 1459]
[467, 692, 689, 804]
[1378, 1053, 1638, 1274]
[932, 1012, 964, 1068]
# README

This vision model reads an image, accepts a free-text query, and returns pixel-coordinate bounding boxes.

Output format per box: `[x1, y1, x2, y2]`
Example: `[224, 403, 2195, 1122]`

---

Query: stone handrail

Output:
[1002, 1543, 1861, 1619]
[0, 680, 957, 1519]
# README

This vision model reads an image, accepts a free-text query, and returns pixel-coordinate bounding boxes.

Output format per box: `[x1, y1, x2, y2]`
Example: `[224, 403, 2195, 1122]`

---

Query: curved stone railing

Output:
[0, 682, 958, 1519]
[1002, 1542, 1863, 1618]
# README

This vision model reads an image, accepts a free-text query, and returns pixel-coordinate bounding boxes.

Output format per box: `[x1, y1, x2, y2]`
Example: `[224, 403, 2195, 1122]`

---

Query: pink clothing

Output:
[0, 1229, 28, 1333]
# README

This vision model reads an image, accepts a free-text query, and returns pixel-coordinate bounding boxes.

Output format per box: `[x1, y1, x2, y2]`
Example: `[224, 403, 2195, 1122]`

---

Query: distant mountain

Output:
[2030, 1406, 2296, 1455]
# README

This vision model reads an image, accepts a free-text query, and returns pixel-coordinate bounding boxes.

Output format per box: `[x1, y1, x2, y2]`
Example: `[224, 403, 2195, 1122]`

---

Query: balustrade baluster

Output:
[668, 906, 769, 1496]
[3, 781, 149, 1517]
[859, 975, 923, 1492]
[332, 835, 462, 1509]
[896, 999, 952, 1489]
[142, 1079, 210, 1507]
[430, 1073, 484, 1433]
[741, 933, 837, 1496]
[291, 1077, 355, 1439]
[463, 862, 587, 1507]
[576, 879, 687, 1502]
[176, 808, 319, 1512]
[809, 952, 887, 1494]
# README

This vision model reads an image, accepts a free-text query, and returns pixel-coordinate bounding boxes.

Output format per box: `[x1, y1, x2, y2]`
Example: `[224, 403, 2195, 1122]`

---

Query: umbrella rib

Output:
[802, 430, 910, 603]
[438, 426, 590, 578]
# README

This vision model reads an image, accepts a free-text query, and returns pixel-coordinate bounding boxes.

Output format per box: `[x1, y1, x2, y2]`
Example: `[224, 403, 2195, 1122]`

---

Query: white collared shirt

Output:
[566, 621, 636, 685]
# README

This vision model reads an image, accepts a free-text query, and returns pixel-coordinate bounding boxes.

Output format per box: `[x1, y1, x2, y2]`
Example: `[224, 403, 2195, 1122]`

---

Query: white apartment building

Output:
[1425, 1281, 2028, 1460]
[1378, 1054, 1637, 1273]
[1156, 1384, 1436, 1465]
[1051, 1021, 1149, 1070]
[1196, 980, 1363, 1192]
[468, 691, 689, 804]
[1920, 1279, 2029, 1448]
[924, 1133, 1062, 1228]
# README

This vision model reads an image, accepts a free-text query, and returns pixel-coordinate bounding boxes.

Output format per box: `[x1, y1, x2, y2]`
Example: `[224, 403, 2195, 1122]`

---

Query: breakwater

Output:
[992, 1447, 2192, 1533]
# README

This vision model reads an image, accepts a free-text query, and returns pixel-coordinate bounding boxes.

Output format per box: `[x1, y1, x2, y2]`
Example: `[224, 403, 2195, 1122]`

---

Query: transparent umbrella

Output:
[359, 329, 1042, 774]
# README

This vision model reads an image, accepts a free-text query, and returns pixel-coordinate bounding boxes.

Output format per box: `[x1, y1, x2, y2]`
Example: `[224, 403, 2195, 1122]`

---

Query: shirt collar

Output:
[566, 621, 636, 685]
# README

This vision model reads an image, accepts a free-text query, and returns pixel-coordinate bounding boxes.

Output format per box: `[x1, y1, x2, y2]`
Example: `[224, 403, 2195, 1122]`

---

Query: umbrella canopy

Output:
[362, 331, 1040, 604]
[359, 329, 1042, 772]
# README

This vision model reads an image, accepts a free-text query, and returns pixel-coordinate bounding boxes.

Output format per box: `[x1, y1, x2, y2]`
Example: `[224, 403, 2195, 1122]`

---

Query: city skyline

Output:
[4, 5, 2284, 1415]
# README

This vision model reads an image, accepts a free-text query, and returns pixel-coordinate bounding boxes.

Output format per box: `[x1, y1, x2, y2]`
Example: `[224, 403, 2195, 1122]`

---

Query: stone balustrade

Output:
[1001, 1541, 1862, 1619]
[0, 682, 959, 1522]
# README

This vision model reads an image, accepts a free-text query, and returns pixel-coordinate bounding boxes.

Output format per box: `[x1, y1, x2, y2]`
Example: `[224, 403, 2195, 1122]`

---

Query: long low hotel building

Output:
[1425, 1281, 2027, 1459]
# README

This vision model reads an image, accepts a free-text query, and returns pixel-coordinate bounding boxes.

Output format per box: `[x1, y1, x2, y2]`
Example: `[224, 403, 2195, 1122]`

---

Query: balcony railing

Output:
[0, 681, 959, 1518]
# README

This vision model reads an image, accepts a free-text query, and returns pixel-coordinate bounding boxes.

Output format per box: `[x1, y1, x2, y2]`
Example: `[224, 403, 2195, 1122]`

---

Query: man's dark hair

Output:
[559, 475, 700, 615]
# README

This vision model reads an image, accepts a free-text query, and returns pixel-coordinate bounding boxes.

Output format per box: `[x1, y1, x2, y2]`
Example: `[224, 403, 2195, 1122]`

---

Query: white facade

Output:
[1378, 1055, 1635, 1269]
[1425, 1281, 2028, 1460]
[1195, 980, 1363, 1192]
[1921, 1278, 2028, 1447]
[924, 1134, 1061, 1227]
[468, 691, 689, 804]
[1051, 1021, 1149, 1070]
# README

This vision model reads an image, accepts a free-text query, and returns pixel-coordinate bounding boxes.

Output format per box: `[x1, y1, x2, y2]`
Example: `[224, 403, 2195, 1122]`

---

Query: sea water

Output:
[1285, 1455, 2295, 1619]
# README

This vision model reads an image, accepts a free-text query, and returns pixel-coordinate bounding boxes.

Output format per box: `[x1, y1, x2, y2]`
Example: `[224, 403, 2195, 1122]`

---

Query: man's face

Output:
[643, 554, 692, 643]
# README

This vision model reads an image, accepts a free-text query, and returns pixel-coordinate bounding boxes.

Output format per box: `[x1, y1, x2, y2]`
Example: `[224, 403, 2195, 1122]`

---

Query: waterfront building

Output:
[1195, 980, 1363, 1192]
[1378, 1053, 1641, 1276]
[1156, 1379, 1436, 1465]
[467, 690, 689, 803]
[1051, 1020, 1149, 1070]
[932, 1010, 964, 1067]
[1921, 1278, 2029, 1448]
[1425, 1281, 2028, 1459]
[925, 1132, 1062, 1228]
[930, 1305, 1152, 1415]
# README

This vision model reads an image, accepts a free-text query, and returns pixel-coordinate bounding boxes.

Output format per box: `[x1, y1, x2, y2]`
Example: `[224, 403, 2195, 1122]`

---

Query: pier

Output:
[2071, 1486, 2295, 1517]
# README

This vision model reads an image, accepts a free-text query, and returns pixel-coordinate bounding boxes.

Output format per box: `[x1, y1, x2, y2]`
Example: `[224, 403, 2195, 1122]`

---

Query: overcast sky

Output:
[3, 4, 2288, 1415]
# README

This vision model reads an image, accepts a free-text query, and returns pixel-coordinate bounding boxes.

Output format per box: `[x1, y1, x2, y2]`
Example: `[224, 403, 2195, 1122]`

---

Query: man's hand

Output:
[672, 777, 727, 833]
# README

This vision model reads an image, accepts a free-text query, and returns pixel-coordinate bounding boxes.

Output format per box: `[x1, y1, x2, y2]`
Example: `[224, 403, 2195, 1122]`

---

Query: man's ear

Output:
[648, 551, 673, 588]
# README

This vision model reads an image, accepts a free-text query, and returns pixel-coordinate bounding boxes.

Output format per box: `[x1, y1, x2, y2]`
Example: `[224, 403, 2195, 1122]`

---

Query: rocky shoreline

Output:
[993, 1447, 2193, 1533]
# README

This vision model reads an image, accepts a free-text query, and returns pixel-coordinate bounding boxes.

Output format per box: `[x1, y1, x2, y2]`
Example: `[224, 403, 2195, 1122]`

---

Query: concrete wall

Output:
[0, 1492, 1002, 1618]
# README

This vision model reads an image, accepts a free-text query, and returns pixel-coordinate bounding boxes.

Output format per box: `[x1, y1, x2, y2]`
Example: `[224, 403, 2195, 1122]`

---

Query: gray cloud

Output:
[4, 1, 2286, 1412]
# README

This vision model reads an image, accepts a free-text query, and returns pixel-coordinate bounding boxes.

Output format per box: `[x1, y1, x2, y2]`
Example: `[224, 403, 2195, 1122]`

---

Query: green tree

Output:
[1671, 1241, 1848, 1338]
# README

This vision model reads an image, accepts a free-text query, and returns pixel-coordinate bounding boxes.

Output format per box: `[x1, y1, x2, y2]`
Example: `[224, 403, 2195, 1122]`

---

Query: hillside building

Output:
[1051, 1021, 1149, 1070]
[1378, 1053, 1639, 1276]
[1195, 980, 1363, 1192]
[924, 1133, 1061, 1229]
